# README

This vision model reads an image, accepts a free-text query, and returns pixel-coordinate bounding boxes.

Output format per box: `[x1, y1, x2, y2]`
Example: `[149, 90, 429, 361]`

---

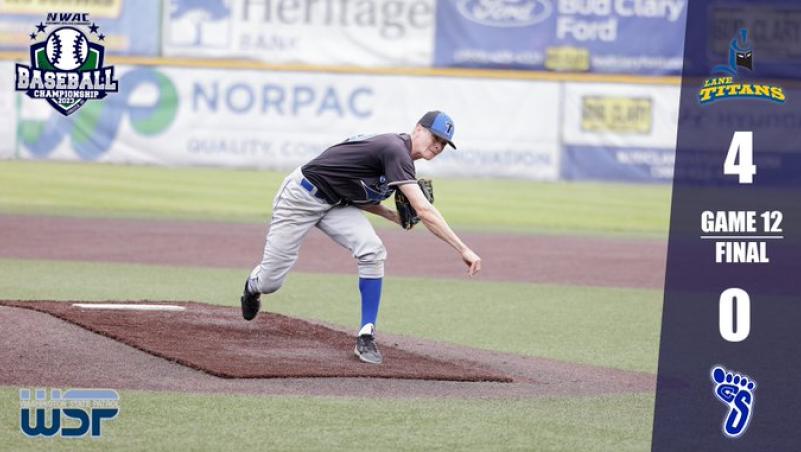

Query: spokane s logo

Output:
[698, 28, 784, 104]
[14, 13, 119, 116]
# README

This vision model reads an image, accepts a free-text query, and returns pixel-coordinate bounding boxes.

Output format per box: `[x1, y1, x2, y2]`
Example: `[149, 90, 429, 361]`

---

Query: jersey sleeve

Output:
[384, 145, 417, 186]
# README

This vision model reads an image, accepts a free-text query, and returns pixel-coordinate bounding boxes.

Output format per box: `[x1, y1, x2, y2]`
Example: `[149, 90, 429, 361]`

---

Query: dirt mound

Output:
[0, 303, 654, 399]
[0, 301, 510, 382]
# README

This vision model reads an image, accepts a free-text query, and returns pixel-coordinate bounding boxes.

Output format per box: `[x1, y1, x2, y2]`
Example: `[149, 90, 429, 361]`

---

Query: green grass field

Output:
[0, 389, 655, 451]
[0, 160, 671, 236]
[0, 161, 667, 451]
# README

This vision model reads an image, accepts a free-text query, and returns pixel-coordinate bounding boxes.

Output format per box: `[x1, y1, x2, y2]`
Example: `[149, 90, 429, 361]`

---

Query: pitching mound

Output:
[0, 300, 510, 382]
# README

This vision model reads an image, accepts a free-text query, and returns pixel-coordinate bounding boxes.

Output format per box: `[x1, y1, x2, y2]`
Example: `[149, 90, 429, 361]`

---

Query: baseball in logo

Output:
[14, 13, 119, 116]
[46, 27, 90, 71]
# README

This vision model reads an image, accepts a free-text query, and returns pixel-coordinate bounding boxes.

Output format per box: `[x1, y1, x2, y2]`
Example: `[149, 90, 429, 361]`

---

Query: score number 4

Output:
[724, 131, 756, 184]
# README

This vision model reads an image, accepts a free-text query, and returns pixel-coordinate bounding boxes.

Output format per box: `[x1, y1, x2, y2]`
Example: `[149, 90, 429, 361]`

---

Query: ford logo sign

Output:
[456, 0, 552, 27]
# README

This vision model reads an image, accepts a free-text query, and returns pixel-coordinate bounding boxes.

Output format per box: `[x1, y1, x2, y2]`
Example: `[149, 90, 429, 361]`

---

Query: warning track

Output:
[0, 214, 666, 289]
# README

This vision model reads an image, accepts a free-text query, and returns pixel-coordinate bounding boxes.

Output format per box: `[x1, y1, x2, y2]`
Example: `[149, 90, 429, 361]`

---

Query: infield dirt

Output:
[0, 214, 666, 288]
[0, 214, 661, 398]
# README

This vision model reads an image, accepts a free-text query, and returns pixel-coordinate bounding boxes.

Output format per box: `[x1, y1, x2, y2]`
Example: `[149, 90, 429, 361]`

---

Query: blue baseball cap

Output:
[419, 111, 456, 149]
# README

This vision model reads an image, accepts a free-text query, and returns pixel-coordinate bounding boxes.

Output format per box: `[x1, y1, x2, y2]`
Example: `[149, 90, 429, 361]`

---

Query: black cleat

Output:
[354, 334, 383, 364]
[240, 280, 261, 321]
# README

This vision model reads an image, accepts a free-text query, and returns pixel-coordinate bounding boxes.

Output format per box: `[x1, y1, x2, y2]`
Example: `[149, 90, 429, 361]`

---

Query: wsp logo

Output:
[19, 388, 119, 438]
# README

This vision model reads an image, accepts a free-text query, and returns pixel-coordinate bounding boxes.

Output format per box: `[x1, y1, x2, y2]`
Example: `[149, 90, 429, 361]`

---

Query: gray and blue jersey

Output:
[301, 133, 417, 205]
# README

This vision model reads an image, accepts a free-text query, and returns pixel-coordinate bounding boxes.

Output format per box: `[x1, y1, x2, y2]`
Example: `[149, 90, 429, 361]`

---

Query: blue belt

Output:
[300, 178, 330, 203]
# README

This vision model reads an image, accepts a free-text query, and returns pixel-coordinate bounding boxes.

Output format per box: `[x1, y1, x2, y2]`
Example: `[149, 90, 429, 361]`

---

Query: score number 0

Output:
[719, 288, 750, 342]
[720, 131, 754, 342]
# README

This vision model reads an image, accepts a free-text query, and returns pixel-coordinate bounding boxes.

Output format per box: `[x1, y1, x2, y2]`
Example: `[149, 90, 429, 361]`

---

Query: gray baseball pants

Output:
[248, 167, 386, 295]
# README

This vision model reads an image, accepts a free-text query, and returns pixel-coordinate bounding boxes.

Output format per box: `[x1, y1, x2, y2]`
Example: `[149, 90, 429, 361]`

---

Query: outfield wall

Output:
[561, 83, 680, 182]
[4, 60, 679, 182]
[0, 0, 687, 75]
[0, 2, 160, 56]
[0, 0, 687, 182]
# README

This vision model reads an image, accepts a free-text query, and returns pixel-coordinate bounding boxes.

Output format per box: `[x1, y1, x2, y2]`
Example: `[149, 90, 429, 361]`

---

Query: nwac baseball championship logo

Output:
[14, 13, 119, 116]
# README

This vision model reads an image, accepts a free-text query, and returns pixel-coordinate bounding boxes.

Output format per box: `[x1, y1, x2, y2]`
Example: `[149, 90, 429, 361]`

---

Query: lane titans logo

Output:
[14, 13, 118, 116]
[698, 28, 784, 104]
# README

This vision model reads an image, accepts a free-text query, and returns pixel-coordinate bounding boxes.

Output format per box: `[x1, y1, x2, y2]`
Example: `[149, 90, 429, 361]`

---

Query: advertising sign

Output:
[162, 0, 436, 67]
[561, 82, 680, 181]
[0, 0, 160, 56]
[434, 0, 687, 75]
[16, 65, 561, 179]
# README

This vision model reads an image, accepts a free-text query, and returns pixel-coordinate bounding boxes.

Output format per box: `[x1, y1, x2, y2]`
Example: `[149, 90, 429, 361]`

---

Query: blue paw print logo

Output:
[711, 366, 756, 438]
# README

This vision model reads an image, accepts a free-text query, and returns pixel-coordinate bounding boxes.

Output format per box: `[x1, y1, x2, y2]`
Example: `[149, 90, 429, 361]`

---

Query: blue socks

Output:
[358, 277, 382, 333]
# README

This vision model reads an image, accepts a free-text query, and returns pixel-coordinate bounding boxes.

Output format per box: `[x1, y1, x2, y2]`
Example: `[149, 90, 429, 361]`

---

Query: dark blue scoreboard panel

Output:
[652, 0, 801, 450]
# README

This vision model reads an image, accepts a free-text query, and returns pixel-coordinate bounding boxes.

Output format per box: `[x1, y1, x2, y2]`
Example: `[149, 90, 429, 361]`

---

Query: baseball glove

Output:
[395, 179, 434, 230]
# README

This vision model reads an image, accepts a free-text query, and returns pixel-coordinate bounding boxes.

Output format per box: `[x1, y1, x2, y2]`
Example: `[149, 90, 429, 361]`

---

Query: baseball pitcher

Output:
[241, 111, 482, 364]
